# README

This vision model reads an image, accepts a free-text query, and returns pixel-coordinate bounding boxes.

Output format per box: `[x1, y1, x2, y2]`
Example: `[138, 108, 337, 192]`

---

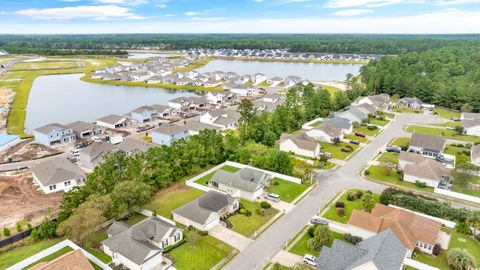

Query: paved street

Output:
[222, 114, 445, 270]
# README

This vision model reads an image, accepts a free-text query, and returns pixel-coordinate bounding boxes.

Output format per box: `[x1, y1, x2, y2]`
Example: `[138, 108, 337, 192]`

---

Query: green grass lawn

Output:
[24, 246, 73, 269]
[406, 125, 480, 143]
[443, 144, 471, 166]
[289, 229, 344, 256]
[0, 238, 64, 269]
[433, 107, 461, 119]
[366, 165, 434, 192]
[168, 234, 233, 270]
[228, 199, 279, 237]
[433, 121, 461, 128]
[11, 61, 79, 71]
[309, 120, 322, 127]
[84, 231, 111, 264]
[452, 174, 480, 197]
[380, 111, 396, 119]
[354, 125, 381, 136]
[344, 133, 368, 143]
[377, 152, 399, 165]
[195, 165, 241, 185]
[322, 189, 380, 223]
[267, 178, 309, 203]
[319, 142, 360, 160]
[415, 228, 480, 270]
[121, 213, 148, 226]
[389, 137, 410, 148]
[145, 183, 205, 219]
[369, 117, 390, 127]
[392, 108, 421, 114]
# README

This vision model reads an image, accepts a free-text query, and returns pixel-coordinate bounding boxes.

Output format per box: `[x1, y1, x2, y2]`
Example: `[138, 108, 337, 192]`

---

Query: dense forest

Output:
[1, 34, 480, 54]
[360, 46, 480, 111]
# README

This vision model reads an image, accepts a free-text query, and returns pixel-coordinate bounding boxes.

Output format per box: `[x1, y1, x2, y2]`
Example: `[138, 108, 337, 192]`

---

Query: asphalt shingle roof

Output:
[32, 157, 85, 186]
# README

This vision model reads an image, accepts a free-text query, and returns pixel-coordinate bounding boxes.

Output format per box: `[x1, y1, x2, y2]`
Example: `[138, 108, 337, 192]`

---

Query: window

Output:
[64, 181, 71, 187]
[49, 184, 57, 191]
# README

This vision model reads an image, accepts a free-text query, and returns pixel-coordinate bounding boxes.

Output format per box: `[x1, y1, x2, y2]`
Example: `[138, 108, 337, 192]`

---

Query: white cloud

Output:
[94, 0, 148, 5]
[191, 17, 228, 21]
[325, 0, 423, 8]
[15, 5, 143, 20]
[437, 0, 480, 5]
[333, 9, 374, 16]
[156, 4, 167, 8]
[59, 0, 82, 2]
[185, 11, 206, 16]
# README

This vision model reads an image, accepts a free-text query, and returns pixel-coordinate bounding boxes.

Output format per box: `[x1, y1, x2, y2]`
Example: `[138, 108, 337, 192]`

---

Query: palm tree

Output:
[315, 224, 331, 247]
[447, 248, 477, 270]
[345, 73, 353, 90]
[466, 211, 480, 236]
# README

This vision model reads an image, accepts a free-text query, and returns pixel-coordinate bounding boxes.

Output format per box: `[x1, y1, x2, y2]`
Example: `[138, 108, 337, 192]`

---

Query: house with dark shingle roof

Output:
[408, 133, 446, 158]
[173, 191, 239, 231]
[323, 117, 353, 134]
[316, 229, 407, 270]
[32, 157, 86, 194]
[208, 167, 271, 200]
[279, 132, 321, 158]
[102, 216, 182, 270]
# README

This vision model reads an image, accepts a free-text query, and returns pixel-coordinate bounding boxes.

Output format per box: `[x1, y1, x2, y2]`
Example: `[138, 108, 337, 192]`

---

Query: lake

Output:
[25, 74, 199, 132]
[196, 59, 362, 81]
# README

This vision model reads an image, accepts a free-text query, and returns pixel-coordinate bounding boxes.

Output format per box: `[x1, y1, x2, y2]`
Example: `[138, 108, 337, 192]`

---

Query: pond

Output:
[25, 74, 199, 132]
[195, 59, 363, 81]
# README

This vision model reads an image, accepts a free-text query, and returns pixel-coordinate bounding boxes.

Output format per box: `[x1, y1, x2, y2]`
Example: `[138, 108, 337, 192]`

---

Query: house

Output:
[199, 109, 240, 130]
[397, 97, 423, 110]
[32, 157, 86, 194]
[335, 108, 368, 124]
[279, 133, 321, 158]
[461, 119, 480, 136]
[348, 204, 445, 256]
[267, 76, 284, 87]
[151, 124, 188, 146]
[285, 75, 302, 87]
[29, 249, 95, 270]
[209, 167, 271, 200]
[187, 96, 208, 110]
[206, 91, 230, 106]
[67, 121, 95, 139]
[353, 103, 377, 115]
[398, 151, 429, 170]
[408, 133, 445, 158]
[96, 114, 128, 129]
[168, 97, 194, 112]
[251, 73, 267, 84]
[316, 229, 407, 270]
[403, 158, 452, 188]
[185, 121, 223, 136]
[0, 134, 21, 152]
[304, 123, 343, 143]
[173, 191, 239, 231]
[253, 94, 286, 112]
[117, 138, 154, 156]
[230, 84, 253, 96]
[151, 104, 171, 118]
[352, 94, 389, 109]
[323, 117, 353, 134]
[33, 123, 76, 147]
[102, 216, 183, 270]
[130, 105, 156, 123]
[78, 141, 117, 169]
[460, 112, 480, 121]
[472, 145, 480, 166]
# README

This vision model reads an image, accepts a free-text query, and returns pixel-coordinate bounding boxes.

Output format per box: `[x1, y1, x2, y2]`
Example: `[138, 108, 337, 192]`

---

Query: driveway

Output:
[271, 250, 304, 268]
[222, 114, 446, 270]
[209, 224, 253, 251]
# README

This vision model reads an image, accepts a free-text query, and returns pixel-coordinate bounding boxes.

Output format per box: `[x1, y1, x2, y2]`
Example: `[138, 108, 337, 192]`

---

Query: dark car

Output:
[354, 132, 366, 138]
[350, 140, 360, 145]
[310, 217, 329, 225]
[386, 146, 401, 153]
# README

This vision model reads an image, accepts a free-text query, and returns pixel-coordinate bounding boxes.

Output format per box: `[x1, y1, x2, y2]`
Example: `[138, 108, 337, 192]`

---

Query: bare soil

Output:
[0, 140, 60, 163]
[0, 170, 63, 229]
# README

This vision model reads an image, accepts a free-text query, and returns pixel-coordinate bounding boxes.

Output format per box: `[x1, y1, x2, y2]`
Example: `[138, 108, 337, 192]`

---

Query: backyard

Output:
[322, 189, 380, 223]
[365, 165, 434, 192]
[389, 137, 410, 148]
[23, 246, 73, 269]
[406, 125, 480, 143]
[228, 199, 279, 237]
[376, 152, 399, 165]
[443, 144, 471, 166]
[266, 178, 309, 203]
[0, 238, 64, 269]
[289, 229, 344, 256]
[319, 141, 360, 160]
[368, 116, 390, 127]
[354, 125, 381, 136]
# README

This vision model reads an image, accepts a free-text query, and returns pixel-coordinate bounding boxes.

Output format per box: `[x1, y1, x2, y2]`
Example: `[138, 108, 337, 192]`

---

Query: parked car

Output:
[303, 254, 317, 266]
[92, 136, 102, 142]
[265, 193, 280, 202]
[354, 132, 366, 138]
[310, 216, 329, 225]
[350, 140, 360, 145]
[386, 146, 401, 153]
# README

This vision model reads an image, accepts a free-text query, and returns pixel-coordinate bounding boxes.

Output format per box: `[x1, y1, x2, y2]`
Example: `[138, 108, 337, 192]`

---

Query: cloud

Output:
[15, 5, 143, 20]
[191, 17, 228, 21]
[185, 11, 206, 16]
[437, 0, 480, 5]
[325, 0, 423, 8]
[156, 4, 167, 8]
[333, 9, 374, 16]
[94, 0, 148, 5]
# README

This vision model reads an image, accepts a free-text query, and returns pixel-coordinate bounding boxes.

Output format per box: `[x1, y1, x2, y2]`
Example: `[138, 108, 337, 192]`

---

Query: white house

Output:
[352, 94, 389, 109]
[461, 119, 480, 136]
[279, 133, 320, 158]
[32, 157, 86, 194]
[96, 114, 128, 129]
[460, 112, 480, 121]
[33, 123, 76, 147]
[209, 167, 271, 200]
[403, 158, 452, 188]
[130, 105, 156, 123]
[408, 133, 445, 158]
[471, 144, 480, 166]
[206, 91, 236, 107]
[251, 73, 267, 84]
[267, 76, 284, 87]
[230, 84, 253, 96]
[304, 123, 343, 143]
[200, 109, 240, 130]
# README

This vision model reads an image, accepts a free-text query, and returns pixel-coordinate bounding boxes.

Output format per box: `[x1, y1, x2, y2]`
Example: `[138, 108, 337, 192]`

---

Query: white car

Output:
[265, 193, 280, 202]
[303, 254, 317, 266]
[92, 136, 102, 142]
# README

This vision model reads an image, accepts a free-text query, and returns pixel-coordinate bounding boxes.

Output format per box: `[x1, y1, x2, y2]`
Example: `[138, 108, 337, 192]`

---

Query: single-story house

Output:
[408, 133, 446, 158]
[461, 119, 480, 136]
[67, 121, 95, 139]
[0, 134, 21, 152]
[460, 112, 480, 121]
[334, 107, 368, 124]
[96, 114, 128, 129]
[117, 138, 154, 156]
[230, 84, 254, 96]
[348, 204, 445, 256]
[316, 229, 407, 270]
[397, 97, 423, 110]
[102, 216, 183, 270]
[173, 191, 239, 231]
[279, 133, 321, 158]
[403, 158, 452, 188]
[323, 117, 353, 134]
[78, 141, 117, 170]
[151, 124, 188, 146]
[29, 249, 94, 270]
[472, 144, 480, 166]
[209, 167, 271, 200]
[352, 94, 389, 109]
[33, 123, 76, 147]
[398, 151, 429, 170]
[130, 105, 156, 123]
[304, 123, 343, 143]
[353, 103, 377, 115]
[32, 157, 86, 194]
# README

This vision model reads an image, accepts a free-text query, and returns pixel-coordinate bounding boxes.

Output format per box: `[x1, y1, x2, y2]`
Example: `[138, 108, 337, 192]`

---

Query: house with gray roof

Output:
[150, 104, 171, 118]
[151, 124, 188, 146]
[324, 117, 353, 134]
[173, 191, 239, 231]
[316, 229, 407, 270]
[78, 141, 117, 170]
[200, 109, 240, 130]
[67, 121, 95, 139]
[397, 97, 423, 110]
[130, 105, 156, 123]
[33, 123, 76, 147]
[102, 216, 182, 270]
[352, 94, 389, 109]
[408, 133, 445, 158]
[117, 138, 154, 156]
[96, 114, 128, 130]
[305, 123, 343, 143]
[32, 157, 86, 194]
[461, 112, 480, 121]
[279, 132, 321, 159]
[209, 167, 271, 200]
[471, 144, 480, 166]
[335, 107, 368, 124]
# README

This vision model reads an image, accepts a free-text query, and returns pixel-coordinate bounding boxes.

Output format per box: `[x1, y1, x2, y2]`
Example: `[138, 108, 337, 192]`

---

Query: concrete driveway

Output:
[209, 224, 253, 251]
[271, 250, 304, 268]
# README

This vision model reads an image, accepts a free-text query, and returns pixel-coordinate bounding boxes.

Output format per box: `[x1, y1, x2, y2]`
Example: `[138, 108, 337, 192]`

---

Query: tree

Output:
[3, 227, 10, 237]
[447, 248, 477, 270]
[31, 218, 57, 240]
[362, 192, 376, 213]
[314, 224, 331, 247]
[238, 99, 256, 142]
[345, 73, 354, 90]
[466, 211, 480, 236]
[454, 126, 465, 135]
[111, 180, 152, 215]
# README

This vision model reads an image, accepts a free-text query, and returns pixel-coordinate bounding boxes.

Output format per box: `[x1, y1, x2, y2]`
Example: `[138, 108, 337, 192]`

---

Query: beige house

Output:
[472, 144, 480, 166]
[279, 133, 321, 158]
[304, 123, 343, 143]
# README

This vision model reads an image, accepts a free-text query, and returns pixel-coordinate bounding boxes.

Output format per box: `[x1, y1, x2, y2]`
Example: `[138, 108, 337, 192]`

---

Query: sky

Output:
[0, 0, 480, 34]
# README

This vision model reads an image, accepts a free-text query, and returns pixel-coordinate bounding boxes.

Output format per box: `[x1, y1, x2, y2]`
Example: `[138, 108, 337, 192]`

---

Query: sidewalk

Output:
[209, 224, 253, 251]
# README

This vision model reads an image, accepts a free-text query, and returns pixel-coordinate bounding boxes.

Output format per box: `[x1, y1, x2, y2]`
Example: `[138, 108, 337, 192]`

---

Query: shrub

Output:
[344, 233, 362, 245]
[415, 181, 427, 188]
[3, 227, 10, 237]
[31, 218, 57, 240]
[335, 201, 345, 208]
[347, 192, 357, 201]
[256, 209, 265, 216]
[163, 239, 187, 253]
[244, 209, 252, 217]
[260, 201, 272, 209]
[337, 208, 345, 217]
[341, 145, 354, 153]
[455, 222, 472, 235]
[27, 223, 32, 230]
[432, 244, 442, 256]
[367, 125, 378, 131]
[307, 238, 321, 251]
[273, 181, 279, 186]
[364, 169, 370, 176]
[16, 222, 22, 232]
[355, 191, 364, 198]
[307, 226, 316, 237]
[272, 263, 282, 270]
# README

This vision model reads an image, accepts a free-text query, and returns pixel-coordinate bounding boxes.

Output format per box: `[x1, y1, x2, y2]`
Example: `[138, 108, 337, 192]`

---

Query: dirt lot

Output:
[0, 170, 63, 229]
[0, 139, 61, 163]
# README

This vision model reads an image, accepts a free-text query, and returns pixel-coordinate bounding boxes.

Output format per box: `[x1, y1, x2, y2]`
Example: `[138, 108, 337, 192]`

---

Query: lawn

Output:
[168, 234, 233, 270]
[145, 183, 205, 219]
[0, 238, 64, 269]
[267, 178, 309, 203]
[322, 189, 380, 223]
[433, 107, 461, 119]
[368, 117, 390, 127]
[228, 199, 279, 237]
[309, 120, 322, 127]
[289, 229, 344, 256]
[389, 137, 410, 147]
[452, 175, 480, 197]
[406, 125, 480, 143]
[365, 165, 434, 192]
[443, 144, 471, 166]
[354, 125, 381, 136]
[415, 228, 480, 270]
[121, 213, 148, 226]
[84, 231, 111, 264]
[24, 246, 73, 269]
[195, 165, 241, 185]
[433, 121, 461, 128]
[11, 61, 79, 71]
[319, 142, 360, 160]
[376, 152, 399, 165]
[344, 133, 368, 143]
